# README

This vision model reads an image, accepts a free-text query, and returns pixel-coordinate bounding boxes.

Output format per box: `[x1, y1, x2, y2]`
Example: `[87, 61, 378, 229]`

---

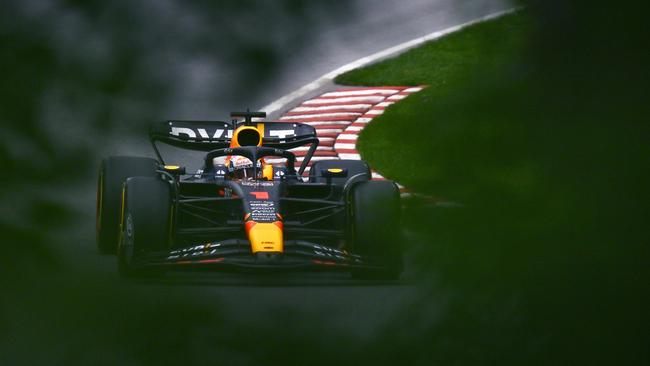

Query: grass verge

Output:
[335, 10, 650, 364]
[335, 11, 530, 196]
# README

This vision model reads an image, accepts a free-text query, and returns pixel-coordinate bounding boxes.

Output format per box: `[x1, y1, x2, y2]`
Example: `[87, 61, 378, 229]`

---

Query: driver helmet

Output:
[227, 155, 262, 179]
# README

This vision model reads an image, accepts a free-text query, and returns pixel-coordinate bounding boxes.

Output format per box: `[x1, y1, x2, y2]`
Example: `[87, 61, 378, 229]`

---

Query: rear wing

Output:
[150, 120, 318, 150]
[149, 120, 319, 174]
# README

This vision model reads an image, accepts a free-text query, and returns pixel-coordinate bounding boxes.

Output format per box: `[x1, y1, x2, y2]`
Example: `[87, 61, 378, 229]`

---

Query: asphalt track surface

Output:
[258, 0, 511, 116]
[82, 0, 511, 338]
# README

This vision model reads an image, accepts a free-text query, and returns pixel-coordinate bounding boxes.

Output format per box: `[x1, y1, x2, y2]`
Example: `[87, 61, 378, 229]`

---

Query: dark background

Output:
[1, 0, 648, 364]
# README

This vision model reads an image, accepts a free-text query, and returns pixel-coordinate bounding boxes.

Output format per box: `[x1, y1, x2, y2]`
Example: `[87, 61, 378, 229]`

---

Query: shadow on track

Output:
[132, 271, 411, 288]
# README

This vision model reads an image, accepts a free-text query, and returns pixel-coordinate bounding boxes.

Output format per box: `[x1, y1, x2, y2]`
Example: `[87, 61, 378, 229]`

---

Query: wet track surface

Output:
[70, 0, 509, 335]
[6, 2, 649, 363]
[2, 1, 511, 359]
[137, 271, 418, 339]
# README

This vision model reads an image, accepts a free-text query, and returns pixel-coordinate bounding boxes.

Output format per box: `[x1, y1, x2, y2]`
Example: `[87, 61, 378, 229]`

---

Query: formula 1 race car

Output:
[96, 111, 402, 279]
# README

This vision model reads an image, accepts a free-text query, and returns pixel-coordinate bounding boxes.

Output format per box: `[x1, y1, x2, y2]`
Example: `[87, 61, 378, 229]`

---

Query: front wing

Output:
[139, 240, 387, 272]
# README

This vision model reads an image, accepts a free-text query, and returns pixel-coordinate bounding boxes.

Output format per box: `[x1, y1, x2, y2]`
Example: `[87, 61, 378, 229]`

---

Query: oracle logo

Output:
[169, 126, 296, 140]
[170, 127, 232, 139]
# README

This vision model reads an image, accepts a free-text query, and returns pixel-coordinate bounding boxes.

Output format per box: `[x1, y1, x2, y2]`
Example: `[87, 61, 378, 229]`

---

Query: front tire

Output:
[96, 156, 159, 254]
[118, 177, 172, 277]
[350, 180, 403, 280]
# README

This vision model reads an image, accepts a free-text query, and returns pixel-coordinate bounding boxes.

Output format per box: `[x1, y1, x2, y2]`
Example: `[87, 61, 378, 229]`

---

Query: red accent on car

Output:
[245, 221, 257, 232]
[249, 191, 269, 199]
[312, 260, 337, 266]
[197, 258, 225, 264]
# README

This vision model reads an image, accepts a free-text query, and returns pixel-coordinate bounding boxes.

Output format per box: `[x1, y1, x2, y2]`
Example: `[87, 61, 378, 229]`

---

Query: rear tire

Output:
[96, 156, 159, 254]
[350, 181, 403, 280]
[118, 177, 172, 277]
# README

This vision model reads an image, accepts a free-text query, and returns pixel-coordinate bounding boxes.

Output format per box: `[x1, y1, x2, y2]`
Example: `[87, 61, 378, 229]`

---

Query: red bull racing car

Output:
[96, 111, 403, 279]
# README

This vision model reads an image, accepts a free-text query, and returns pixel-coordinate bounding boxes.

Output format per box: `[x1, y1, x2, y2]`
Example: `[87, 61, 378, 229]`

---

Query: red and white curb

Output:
[260, 9, 517, 118]
[268, 86, 425, 194]
[258, 9, 519, 200]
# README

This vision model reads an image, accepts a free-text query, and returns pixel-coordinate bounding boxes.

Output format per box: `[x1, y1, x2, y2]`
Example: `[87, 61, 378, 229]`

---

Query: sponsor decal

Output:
[268, 130, 296, 139]
[170, 127, 232, 139]
[167, 242, 222, 260]
[169, 125, 296, 141]
[125, 214, 134, 238]
[239, 181, 274, 187]
[313, 245, 362, 263]
[249, 200, 277, 222]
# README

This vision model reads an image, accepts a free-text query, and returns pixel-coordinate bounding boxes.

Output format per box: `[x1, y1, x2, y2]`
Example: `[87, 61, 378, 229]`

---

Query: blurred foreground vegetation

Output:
[1, 1, 648, 365]
[338, 8, 649, 364]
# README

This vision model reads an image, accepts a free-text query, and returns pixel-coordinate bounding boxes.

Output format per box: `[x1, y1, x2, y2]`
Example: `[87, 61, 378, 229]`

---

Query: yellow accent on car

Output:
[262, 164, 274, 180]
[247, 222, 283, 253]
[119, 185, 126, 229]
[164, 165, 180, 170]
[256, 123, 265, 139]
[231, 126, 262, 148]
[327, 168, 343, 173]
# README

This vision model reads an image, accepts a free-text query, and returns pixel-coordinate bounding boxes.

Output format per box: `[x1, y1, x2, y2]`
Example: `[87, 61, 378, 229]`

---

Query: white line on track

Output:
[260, 8, 519, 116]
[303, 96, 386, 105]
[291, 104, 373, 112]
[296, 156, 340, 162]
[321, 89, 400, 97]
[302, 121, 351, 126]
[403, 87, 424, 93]
[334, 143, 356, 149]
[290, 146, 334, 152]
[280, 112, 362, 120]
[337, 134, 358, 140]
[338, 153, 361, 160]
[313, 129, 344, 134]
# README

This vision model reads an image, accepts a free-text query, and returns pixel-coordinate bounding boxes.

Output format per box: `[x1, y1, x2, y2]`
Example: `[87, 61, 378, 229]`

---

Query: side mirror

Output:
[320, 168, 348, 178]
[163, 165, 186, 175]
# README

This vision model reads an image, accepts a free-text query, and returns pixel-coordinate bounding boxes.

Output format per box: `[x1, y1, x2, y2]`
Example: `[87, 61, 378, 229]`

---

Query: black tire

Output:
[118, 177, 172, 277]
[96, 156, 159, 254]
[350, 180, 403, 280]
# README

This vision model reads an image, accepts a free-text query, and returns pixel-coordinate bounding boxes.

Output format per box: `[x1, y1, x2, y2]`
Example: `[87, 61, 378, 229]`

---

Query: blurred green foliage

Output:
[1, 1, 649, 365]
[337, 8, 649, 364]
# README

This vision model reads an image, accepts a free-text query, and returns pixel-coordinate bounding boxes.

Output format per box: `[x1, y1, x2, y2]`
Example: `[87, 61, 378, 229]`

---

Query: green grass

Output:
[334, 10, 650, 364]
[335, 11, 530, 196]
[336, 12, 526, 87]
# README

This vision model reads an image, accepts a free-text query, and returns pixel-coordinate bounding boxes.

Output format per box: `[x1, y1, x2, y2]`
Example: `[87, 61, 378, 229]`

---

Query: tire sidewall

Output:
[350, 180, 403, 279]
[96, 156, 159, 254]
[117, 177, 172, 277]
